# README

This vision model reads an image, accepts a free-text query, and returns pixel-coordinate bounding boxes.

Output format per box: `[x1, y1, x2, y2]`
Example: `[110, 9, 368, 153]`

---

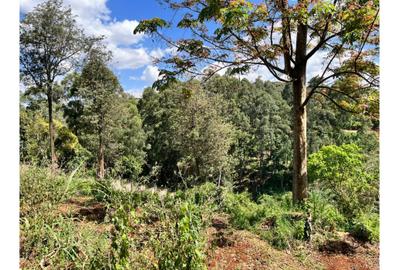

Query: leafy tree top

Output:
[135, 0, 379, 110]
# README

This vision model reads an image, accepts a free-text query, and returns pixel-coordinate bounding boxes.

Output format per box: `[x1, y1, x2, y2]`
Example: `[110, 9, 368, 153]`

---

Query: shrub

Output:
[113, 155, 143, 180]
[20, 212, 110, 269]
[351, 211, 379, 243]
[111, 205, 137, 270]
[153, 201, 207, 270]
[20, 165, 66, 214]
[222, 192, 265, 229]
[258, 215, 305, 250]
[306, 189, 346, 232]
[309, 144, 378, 218]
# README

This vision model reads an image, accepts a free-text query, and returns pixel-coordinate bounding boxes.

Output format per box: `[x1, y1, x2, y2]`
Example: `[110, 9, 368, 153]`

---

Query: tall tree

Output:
[172, 82, 234, 184]
[134, 0, 379, 202]
[138, 81, 233, 187]
[76, 46, 123, 179]
[20, 0, 89, 171]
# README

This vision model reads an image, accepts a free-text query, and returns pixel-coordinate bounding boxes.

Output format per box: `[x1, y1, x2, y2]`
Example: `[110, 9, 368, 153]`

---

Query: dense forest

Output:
[19, 0, 380, 269]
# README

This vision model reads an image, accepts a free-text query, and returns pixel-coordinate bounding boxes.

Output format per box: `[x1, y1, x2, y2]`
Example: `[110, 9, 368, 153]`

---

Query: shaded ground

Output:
[57, 196, 112, 232]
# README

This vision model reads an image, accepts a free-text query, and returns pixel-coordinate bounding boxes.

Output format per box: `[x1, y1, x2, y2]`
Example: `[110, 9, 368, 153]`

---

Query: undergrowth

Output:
[20, 164, 379, 269]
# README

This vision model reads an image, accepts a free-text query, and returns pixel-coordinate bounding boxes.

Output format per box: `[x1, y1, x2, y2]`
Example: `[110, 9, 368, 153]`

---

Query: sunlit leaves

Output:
[340, 1, 378, 45]
[310, 1, 336, 17]
[134, 18, 168, 34]
[197, 0, 224, 22]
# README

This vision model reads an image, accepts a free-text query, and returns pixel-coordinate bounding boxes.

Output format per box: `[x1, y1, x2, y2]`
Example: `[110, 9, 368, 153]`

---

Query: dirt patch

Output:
[76, 203, 107, 222]
[319, 240, 357, 255]
[317, 254, 373, 270]
[57, 196, 107, 223]
[206, 228, 312, 270]
[315, 233, 379, 270]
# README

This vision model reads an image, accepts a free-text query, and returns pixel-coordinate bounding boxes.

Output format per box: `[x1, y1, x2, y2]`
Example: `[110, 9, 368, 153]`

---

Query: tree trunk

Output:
[292, 76, 308, 203]
[292, 18, 308, 203]
[47, 89, 57, 172]
[97, 134, 105, 180]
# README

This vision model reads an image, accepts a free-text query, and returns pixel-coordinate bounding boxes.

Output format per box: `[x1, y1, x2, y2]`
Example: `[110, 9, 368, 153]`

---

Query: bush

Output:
[153, 201, 207, 270]
[259, 216, 304, 250]
[222, 192, 266, 229]
[222, 191, 308, 249]
[20, 212, 110, 269]
[111, 205, 137, 270]
[306, 189, 346, 232]
[113, 155, 143, 180]
[351, 212, 379, 243]
[309, 144, 378, 218]
[20, 165, 66, 215]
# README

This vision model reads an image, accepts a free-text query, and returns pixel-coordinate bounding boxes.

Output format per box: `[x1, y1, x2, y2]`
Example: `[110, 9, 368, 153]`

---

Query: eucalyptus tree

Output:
[20, 0, 90, 171]
[134, 0, 379, 202]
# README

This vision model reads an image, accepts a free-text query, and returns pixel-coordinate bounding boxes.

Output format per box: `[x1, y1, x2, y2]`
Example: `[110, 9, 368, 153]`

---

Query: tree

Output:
[205, 75, 292, 194]
[138, 86, 183, 186]
[138, 81, 233, 187]
[134, 0, 379, 202]
[112, 96, 147, 180]
[172, 82, 234, 184]
[20, 0, 89, 171]
[74, 46, 123, 179]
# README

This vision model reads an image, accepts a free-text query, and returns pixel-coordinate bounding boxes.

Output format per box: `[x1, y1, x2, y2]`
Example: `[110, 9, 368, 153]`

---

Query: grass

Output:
[20, 165, 379, 270]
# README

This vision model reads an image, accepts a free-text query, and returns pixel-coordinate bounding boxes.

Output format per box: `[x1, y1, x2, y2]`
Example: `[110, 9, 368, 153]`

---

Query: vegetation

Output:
[134, 0, 379, 203]
[20, 0, 380, 269]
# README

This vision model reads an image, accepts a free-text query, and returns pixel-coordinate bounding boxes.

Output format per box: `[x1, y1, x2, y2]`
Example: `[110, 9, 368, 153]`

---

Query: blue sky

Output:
[20, 0, 186, 97]
[20, 0, 328, 97]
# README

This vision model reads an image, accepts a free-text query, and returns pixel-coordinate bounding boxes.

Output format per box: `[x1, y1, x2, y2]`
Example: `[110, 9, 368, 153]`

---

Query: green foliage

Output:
[20, 110, 51, 166]
[309, 144, 378, 218]
[20, 165, 65, 214]
[259, 217, 304, 250]
[222, 192, 264, 229]
[173, 84, 234, 183]
[134, 18, 167, 34]
[153, 201, 207, 270]
[21, 211, 111, 269]
[351, 211, 379, 243]
[20, 0, 89, 88]
[222, 190, 311, 249]
[306, 189, 346, 232]
[20, 108, 90, 169]
[139, 81, 234, 186]
[62, 47, 146, 179]
[111, 206, 137, 270]
[205, 76, 292, 193]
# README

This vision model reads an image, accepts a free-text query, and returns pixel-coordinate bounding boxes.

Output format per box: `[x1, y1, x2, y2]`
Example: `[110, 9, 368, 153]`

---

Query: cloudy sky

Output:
[20, 0, 327, 98]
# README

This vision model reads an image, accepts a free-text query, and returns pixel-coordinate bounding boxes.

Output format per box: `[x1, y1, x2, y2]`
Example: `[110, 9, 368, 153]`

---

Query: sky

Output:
[20, 0, 327, 98]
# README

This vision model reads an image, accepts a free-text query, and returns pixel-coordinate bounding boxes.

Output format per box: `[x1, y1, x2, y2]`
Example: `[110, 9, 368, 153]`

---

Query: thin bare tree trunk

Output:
[97, 132, 105, 180]
[47, 88, 57, 172]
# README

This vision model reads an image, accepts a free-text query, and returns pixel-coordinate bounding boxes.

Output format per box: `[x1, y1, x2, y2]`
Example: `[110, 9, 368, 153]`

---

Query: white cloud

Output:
[140, 65, 160, 82]
[129, 65, 160, 83]
[240, 65, 277, 82]
[102, 19, 144, 46]
[20, 0, 42, 13]
[20, 0, 150, 71]
[149, 48, 165, 59]
[126, 88, 144, 98]
[110, 45, 151, 70]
